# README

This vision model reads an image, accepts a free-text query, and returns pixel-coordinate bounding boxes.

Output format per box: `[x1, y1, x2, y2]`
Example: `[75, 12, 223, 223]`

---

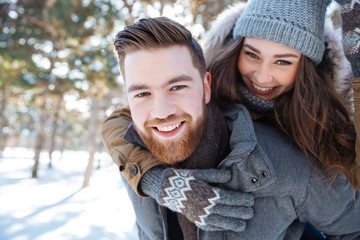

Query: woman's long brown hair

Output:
[206, 38, 356, 187]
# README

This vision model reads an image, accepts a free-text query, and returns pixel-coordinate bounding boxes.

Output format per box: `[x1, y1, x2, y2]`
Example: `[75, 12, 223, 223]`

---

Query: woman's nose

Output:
[254, 64, 273, 84]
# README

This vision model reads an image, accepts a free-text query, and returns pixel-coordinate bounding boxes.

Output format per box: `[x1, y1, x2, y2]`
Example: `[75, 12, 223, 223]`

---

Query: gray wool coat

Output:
[122, 104, 360, 240]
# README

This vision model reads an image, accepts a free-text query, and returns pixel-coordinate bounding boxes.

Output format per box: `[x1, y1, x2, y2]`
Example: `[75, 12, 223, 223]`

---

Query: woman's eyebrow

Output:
[273, 53, 300, 58]
[243, 44, 300, 59]
[243, 44, 260, 54]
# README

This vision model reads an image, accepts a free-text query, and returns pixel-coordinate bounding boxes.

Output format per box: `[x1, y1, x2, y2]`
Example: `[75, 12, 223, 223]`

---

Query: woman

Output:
[204, 0, 359, 188]
[101, 0, 360, 235]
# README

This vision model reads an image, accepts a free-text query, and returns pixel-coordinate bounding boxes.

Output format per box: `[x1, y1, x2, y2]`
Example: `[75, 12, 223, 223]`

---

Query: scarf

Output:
[238, 82, 276, 114]
[175, 101, 230, 240]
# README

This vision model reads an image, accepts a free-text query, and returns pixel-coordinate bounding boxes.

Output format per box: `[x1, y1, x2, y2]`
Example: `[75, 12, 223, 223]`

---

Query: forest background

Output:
[0, 0, 247, 185]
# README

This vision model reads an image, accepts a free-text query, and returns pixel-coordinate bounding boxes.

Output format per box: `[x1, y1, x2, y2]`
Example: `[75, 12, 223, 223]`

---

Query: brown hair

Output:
[207, 38, 356, 186]
[114, 17, 206, 79]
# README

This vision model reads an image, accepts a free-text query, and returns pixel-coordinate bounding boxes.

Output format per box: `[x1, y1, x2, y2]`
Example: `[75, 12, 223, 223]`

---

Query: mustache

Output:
[144, 114, 192, 128]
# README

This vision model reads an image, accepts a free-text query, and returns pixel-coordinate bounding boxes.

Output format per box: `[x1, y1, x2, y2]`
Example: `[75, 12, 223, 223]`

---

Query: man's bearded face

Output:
[124, 46, 211, 165]
[135, 102, 206, 164]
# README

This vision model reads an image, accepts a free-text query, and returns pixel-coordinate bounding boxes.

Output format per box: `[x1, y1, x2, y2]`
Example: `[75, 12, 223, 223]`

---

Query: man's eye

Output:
[245, 52, 259, 59]
[171, 85, 185, 91]
[276, 60, 291, 65]
[135, 92, 150, 97]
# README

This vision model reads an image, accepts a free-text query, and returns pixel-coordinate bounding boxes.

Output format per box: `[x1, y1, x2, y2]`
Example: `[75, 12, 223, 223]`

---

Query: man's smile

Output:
[153, 121, 185, 138]
[156, 122, 182, 132]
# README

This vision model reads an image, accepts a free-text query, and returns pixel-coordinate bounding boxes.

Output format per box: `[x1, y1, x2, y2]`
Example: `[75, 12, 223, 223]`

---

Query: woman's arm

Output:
[101, 106, 164, 197]
[337, 0, 360, 188]
[352, 78, 360, 188]
[353, 78, 360, 185]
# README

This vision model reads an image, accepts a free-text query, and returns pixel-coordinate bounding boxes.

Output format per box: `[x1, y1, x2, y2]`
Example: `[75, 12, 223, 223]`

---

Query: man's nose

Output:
[254, 63, 273, 84]
[150, 93, 176, 119]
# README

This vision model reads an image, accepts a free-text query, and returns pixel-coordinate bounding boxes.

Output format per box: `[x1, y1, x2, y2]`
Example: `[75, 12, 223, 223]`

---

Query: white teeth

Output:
[253, 83, 273, 92]
[157, 122, 181, 132]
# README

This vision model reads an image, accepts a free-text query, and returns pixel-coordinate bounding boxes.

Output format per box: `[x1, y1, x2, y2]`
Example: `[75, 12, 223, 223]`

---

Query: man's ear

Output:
[204, 72, 211, 104]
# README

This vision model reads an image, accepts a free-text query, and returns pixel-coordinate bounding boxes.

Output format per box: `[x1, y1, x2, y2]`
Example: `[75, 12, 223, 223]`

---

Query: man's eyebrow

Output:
[243, 44, 300, 59]
[127, 74, 194, 93]
[128, 84, 149, 93]
[166, 74, 194, 87]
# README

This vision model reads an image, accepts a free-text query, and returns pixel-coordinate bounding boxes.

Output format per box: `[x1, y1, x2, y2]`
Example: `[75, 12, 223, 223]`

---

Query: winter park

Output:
[0, 148, 138, 240]
[1, 0, 355, 239]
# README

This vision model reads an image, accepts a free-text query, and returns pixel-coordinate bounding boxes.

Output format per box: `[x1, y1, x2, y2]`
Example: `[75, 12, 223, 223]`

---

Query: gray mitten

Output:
[140, 166, 254, 232]
[338, 0, 360, 77]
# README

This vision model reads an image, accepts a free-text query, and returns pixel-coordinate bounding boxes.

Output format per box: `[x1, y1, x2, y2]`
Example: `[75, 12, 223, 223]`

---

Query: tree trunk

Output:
[59, 129, 67, 161]
[32, 100, 47, 178]
[0, 90, 8, 158]
[48, 96, 63, 168]
[83, 97, 98, 187]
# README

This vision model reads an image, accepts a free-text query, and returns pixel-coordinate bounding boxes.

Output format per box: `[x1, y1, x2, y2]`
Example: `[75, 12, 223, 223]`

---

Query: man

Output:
[110, 17, 254, 239]
[103, 17, 360, 239]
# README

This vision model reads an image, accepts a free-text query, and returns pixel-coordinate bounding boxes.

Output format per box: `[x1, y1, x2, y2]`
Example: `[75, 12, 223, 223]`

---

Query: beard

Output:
[135, 103, 207, 165]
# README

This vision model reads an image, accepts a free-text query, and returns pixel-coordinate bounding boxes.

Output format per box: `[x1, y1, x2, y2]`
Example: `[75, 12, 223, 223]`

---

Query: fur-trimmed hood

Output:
[203, 2, 354, 112]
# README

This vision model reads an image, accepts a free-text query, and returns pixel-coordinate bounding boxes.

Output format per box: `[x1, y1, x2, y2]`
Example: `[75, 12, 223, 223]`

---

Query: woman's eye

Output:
[135, 92, 150, 97]
[245, 52, 259, 59]
[171, 85, 185, 91]
[277, 60, 291, 65]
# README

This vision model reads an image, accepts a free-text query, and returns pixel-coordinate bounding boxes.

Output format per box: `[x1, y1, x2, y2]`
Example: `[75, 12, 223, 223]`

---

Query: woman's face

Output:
[237, 37, 301, 101]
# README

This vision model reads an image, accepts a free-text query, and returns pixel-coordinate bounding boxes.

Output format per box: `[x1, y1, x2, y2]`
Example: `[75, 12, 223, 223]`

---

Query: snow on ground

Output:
[0, 147, 139, 240]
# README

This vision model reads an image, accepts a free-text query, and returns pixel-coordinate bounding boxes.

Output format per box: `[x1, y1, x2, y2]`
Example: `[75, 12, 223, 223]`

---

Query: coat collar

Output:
[218, 103, 277, 192]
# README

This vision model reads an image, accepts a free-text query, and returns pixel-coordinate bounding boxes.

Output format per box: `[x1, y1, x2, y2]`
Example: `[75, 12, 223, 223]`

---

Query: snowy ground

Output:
[0, 147, 139, 240]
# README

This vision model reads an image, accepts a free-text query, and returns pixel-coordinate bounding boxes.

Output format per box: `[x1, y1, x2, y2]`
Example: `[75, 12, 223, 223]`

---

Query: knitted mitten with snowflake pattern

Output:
[140, 166, 254, 232]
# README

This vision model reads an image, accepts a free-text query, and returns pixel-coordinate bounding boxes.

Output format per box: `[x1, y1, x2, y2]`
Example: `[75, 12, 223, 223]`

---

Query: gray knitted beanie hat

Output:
[233, 0, 332, 64]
